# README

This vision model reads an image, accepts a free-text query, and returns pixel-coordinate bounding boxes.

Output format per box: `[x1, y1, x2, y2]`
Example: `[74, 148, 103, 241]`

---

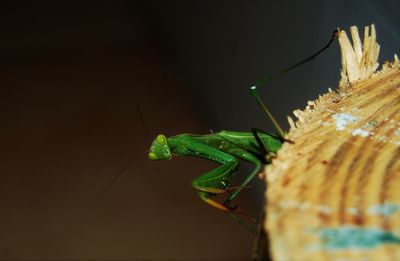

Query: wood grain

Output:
[264, 25, 400, 260]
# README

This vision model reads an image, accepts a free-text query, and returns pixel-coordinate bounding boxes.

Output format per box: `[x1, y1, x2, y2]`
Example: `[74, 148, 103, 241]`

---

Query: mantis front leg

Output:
[178, 133, 268, 208]
[192, 161, 239, 211]
[174, 141, 239, 209]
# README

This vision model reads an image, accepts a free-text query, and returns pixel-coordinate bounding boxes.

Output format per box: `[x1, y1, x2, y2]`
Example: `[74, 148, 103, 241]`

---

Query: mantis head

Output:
[148, 134, 172, 160]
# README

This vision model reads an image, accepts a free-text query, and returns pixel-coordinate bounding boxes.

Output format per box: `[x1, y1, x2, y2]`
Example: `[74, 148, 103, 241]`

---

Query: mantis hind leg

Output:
[250, 30, 338, 138]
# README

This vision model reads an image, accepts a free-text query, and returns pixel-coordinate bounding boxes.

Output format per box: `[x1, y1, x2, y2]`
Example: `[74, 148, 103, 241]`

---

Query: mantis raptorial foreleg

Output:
[174, 136, 257, 209]
[191, 157, 239, 211]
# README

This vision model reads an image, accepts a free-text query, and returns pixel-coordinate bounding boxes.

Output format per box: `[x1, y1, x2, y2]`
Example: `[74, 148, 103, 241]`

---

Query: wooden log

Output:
[264, 24, 400, 260]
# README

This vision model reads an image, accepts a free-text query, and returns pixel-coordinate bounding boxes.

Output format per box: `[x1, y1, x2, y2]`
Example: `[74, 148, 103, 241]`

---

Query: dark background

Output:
[0, 1, 399, 260]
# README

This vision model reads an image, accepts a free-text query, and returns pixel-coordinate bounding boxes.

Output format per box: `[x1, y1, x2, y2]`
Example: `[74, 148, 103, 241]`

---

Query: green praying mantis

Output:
[149, 130, 282, 234]
[148, 30, 338, 234]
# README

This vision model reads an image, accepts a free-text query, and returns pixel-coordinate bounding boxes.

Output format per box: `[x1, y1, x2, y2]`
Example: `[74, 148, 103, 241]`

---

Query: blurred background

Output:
[0, 1, 399, 260]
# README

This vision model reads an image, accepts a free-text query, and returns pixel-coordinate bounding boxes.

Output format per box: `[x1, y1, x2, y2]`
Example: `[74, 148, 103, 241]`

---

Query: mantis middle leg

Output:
[222, 128, 276, 206]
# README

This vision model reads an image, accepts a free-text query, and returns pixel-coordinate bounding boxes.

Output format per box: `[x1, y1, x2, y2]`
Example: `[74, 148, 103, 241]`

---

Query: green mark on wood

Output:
[318, 226, 400, 250]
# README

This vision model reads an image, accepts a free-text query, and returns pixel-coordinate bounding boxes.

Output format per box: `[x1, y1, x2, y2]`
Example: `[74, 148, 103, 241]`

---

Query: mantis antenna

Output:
[135, 98, 151, 140]
[97, 157, 136, 197]
[250, 29, 339, 138]
[97, 99, 151, 197]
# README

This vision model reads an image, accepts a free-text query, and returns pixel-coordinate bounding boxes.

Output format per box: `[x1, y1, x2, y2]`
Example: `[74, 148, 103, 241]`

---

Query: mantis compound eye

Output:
[156, 134, 167, 144]
[148, 134, 172, 160]
[148, 152, 158, 160]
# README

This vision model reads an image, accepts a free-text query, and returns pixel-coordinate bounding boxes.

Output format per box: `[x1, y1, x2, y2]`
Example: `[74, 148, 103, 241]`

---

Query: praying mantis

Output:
[148, 30, 338, 234]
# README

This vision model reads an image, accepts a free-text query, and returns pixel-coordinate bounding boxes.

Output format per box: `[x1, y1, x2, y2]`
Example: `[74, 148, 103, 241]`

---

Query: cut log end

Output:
[263, 24, 400, 260]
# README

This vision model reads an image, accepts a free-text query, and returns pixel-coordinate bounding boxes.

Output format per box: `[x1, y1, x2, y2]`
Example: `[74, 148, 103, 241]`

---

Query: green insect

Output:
[149, 130, 282, 234]
[148, 30, 338, 234]
[149, 127, 282, 227]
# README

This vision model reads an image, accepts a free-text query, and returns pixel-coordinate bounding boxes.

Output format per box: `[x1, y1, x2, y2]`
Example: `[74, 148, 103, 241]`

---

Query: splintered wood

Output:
[264, 25, 400, 261]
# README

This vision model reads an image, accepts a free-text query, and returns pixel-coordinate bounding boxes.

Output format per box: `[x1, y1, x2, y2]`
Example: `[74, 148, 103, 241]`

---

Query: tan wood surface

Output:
[264, 25, 400, 261]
